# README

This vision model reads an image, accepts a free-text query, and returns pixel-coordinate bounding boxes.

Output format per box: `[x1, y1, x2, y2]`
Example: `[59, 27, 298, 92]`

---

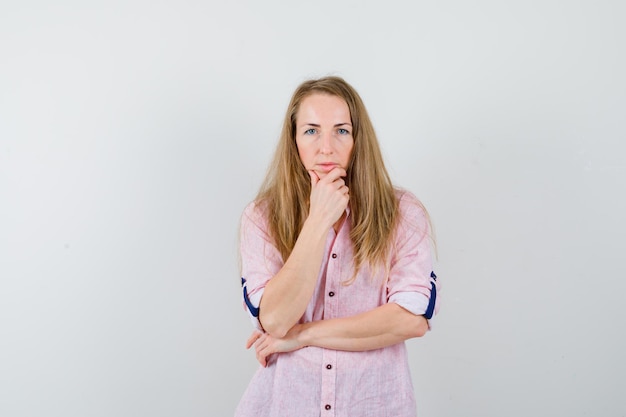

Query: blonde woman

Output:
[236, 76, 440, 417]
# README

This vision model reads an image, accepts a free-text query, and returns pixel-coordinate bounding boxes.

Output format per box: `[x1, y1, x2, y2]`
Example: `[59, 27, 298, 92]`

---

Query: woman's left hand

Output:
[246, 325, 304, 367]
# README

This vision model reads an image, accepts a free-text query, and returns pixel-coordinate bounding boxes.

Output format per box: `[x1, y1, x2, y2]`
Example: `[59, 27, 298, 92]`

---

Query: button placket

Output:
[320, 233, 340, 415]
[320, 349, 337, 416]
[326, 251, 341, 317]
[321, 295, 337, 414]
[325, 248, 340, 319]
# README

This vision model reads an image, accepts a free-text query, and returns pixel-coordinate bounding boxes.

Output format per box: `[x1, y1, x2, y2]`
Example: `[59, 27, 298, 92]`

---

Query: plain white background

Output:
[1, 1, 624, 416]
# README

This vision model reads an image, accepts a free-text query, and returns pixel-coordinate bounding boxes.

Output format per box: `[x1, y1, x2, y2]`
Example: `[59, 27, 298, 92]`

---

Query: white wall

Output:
[1, 1, 624, 416]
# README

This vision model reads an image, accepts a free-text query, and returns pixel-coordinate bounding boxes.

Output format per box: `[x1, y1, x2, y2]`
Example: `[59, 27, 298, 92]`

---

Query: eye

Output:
[337, 128, 350, 135]
[304, 128, 316, 135]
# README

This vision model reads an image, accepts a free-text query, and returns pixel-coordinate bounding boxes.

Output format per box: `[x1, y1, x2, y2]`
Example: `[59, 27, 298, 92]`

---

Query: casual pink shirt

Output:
[236, 189, 440, 417]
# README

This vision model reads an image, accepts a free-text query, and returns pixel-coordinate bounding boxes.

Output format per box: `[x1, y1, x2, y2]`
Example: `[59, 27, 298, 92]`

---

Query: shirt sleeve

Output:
[386, 191, 441, 327]
[239, 201, 284, 330]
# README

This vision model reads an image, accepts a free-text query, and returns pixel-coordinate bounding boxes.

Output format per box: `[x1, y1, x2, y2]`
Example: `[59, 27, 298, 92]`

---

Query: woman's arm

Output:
[258, 168, 349, 338]
[248, 303, 428, 367]
[257, 216, 328, 338]
[298, 303, 429, 350]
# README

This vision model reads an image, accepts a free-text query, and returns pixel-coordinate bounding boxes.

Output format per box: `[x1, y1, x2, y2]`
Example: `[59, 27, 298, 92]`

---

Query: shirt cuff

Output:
[390, 291, 435, 330]
[242, 282, 264, 331]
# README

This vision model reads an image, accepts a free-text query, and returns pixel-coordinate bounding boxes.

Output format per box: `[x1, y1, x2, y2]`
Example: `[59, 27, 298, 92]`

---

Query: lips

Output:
[317, 163, 339, 172]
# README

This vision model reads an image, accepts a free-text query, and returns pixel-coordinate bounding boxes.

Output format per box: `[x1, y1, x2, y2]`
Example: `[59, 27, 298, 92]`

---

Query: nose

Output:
[319, 131, 333, 154]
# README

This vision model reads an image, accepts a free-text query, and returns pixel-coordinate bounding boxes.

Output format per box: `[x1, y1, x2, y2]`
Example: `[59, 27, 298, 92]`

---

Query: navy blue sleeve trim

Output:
[424, 271, 437, 320]
[241, 277, 260, 318]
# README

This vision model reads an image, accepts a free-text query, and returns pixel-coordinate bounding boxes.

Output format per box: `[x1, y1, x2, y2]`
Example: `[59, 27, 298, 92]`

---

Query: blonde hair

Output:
[256, 76, 413, 281]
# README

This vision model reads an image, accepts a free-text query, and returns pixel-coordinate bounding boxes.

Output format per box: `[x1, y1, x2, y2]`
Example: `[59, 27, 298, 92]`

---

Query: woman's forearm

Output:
[248, 303, 429, 367]
[259, 217, 329, 338]
[297, 303, 429, 351]
[256, 168, 349, 339]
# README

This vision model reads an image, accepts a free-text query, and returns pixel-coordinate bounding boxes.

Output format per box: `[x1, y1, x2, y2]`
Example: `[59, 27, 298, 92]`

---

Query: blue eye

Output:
[304, 128, 316, 135]
[338, 128, 350, 135]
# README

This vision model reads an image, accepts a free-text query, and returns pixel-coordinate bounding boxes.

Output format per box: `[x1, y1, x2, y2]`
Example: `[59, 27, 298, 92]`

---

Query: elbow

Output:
[403, 314, 429, 339]
[416, 315, 430, 337]
[259, 313, 290, 339]
[413, 318, 429, 338]
[393, 304, 429, 339]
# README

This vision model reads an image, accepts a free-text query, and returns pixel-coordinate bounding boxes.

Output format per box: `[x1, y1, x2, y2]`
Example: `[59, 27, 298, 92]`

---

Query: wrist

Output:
[296, 322, 314, 348]
[302, 216, 332, 238]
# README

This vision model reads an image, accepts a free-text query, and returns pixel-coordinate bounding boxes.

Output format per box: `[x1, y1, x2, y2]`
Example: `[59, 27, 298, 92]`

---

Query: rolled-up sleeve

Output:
[387, 192, 441, 326]
[239, 202, 283, 330]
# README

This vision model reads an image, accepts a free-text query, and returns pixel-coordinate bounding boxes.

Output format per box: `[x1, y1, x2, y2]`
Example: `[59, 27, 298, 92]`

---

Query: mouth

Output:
[316, 163, 339, 172]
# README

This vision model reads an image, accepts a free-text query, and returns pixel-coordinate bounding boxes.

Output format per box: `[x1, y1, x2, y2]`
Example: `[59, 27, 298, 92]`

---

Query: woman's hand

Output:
[246, 325, 305, 367]
[308, 168, 349, 230]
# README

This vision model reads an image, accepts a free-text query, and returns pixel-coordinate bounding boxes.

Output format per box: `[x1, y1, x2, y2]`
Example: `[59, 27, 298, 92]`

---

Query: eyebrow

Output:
[300, 122, 352, 128]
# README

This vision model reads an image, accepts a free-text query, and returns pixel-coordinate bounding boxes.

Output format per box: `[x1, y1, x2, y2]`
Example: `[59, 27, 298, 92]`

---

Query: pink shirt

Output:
[236, 189, 440, 417]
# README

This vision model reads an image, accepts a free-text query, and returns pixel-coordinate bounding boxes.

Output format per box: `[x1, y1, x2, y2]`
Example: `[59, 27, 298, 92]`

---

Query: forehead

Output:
[296, 93, 351, 123]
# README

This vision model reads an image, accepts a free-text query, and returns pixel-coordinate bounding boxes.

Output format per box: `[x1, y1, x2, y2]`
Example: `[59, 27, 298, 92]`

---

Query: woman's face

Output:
[295, 93, 354, 180]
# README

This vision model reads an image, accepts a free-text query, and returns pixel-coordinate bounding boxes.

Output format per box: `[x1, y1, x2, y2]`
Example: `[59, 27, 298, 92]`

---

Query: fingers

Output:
[255, 336, 270, 367]
[324, 170, 348, 198]
[256, 351, 267, 367]
[308, 170, 320, 187]
[312, 168, 348, 193]
[307, 166, 349, 228]
[319, 167, 346, 184]
[245, 330, 264, 349]
[309, 167, 347, 187]
[247, 331, 269, 367]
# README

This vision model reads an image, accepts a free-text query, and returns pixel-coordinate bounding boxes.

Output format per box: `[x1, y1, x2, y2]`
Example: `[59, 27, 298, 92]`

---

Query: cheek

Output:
[295, 142, 311, 166]
[343, 141, 355, 164]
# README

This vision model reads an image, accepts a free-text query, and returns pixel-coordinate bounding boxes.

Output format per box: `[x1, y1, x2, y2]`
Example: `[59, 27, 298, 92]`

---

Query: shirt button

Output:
[331, 253, 337, 258]
[328, 291, 335, 297]
[326, 364, 332, 369]
[325, 404, 332, 410]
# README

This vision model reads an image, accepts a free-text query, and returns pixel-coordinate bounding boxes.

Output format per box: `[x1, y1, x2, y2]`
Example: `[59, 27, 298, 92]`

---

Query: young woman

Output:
[236, 76, 440, 417]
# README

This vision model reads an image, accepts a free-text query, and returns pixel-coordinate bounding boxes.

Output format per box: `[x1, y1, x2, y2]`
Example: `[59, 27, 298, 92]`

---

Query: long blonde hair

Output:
[256, 76, 404, 281]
